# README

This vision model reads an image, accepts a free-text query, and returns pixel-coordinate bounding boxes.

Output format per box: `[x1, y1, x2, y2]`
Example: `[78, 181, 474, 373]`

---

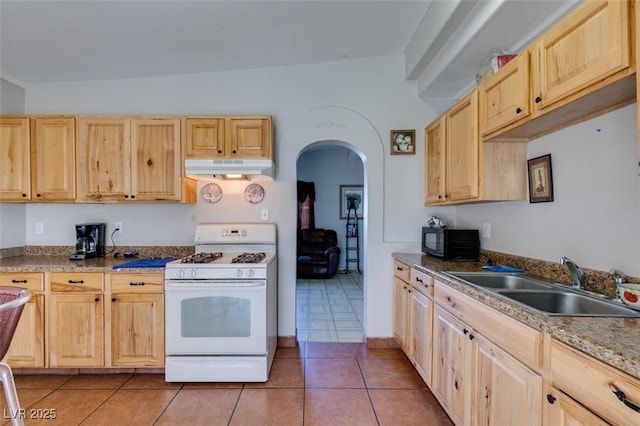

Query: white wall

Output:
[0, 78, 27, 249]
[21, 56, 436, 338]
[297, 146, 364, 269]
[456, 105, 640, 277]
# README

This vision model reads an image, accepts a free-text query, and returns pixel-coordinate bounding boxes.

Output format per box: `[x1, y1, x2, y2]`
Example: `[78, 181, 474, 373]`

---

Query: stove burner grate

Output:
[232, 252, 266, 264]
[181, 252, 223, 264]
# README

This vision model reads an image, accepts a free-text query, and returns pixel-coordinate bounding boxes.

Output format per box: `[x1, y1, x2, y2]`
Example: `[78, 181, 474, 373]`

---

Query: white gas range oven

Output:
[164, 223, 277, 382]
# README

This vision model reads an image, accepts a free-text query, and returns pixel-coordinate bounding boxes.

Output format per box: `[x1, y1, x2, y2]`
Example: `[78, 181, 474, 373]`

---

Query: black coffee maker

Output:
[70, 223, 106, 260]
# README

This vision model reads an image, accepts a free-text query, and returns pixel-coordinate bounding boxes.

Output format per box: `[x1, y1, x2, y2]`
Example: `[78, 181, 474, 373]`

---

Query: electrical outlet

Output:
[482, 223, 491, 239]
[261, 209, 269, 221]
[114, 222, 123, 234]
[35, 222, 44, 234]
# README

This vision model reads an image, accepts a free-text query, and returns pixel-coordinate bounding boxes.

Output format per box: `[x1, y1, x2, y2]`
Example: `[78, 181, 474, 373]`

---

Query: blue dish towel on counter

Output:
[482, 265, 525, 273]
[113, 258, 175, 269]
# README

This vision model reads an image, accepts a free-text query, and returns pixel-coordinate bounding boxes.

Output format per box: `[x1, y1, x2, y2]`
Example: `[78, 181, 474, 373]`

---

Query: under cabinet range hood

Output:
[185, 158, 275, 179]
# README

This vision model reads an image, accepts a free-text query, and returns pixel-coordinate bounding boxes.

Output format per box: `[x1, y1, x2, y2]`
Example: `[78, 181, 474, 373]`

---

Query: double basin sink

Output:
[445, 271, 640, 317]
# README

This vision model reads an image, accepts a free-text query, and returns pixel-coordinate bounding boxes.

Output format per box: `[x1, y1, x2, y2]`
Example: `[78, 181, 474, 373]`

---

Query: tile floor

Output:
[296, 272, 364, 343]
[3, 343, 452, 425]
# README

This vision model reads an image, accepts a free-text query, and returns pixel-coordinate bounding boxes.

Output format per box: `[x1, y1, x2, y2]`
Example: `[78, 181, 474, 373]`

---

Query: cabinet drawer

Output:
[410, 268, 433, 297]
[435, 280, 543, 369]
[49, 273, 103, 292]
[0, 272, 44, 291]
[110, 273, 164, 293]
[393, 260, 410, 282]
[551, 339, 640, 425]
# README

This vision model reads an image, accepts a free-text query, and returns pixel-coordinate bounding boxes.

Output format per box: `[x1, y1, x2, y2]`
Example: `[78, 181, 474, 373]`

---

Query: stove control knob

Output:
[248, 269, 255, 277]
[178, 269, 185, 278]
[237, 269, 243, 278]
[191, 269, 197, 278]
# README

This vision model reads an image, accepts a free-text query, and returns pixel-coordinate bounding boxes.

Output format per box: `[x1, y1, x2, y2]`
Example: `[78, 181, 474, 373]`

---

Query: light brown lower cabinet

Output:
[0, 272, 45, 367]
[108, 273, 164, 367]
[544, 386, 610, 426]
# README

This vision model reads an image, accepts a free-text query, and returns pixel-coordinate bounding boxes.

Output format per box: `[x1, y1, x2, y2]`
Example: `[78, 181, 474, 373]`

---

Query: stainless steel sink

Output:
[445, 272, 554, 291]
[498, 290, 640, 317]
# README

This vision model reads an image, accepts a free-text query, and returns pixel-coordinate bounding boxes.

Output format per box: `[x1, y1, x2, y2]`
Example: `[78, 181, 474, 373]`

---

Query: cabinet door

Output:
[49, 293, 104, 367]
[480, 53, 530, 136]
[131, 118, 181, 201]
[446, 90, 479, 202]
[432, 306, 470, 426]
[534, 0, 630, 110]
[110, 293, 164, 366]
[544, 386, 610, 426]
[184, 117, 226, 158]
[0, 116, 30, 201]
[4, 294, 44, 368]
[409, 290, 432, 387]
[31, 116, 76, 201]
[228, 118, 271, 158]
[392, 276, 410, 352]
[77, 117, 131, 202]
[425, 116, 446, 205]
[472, 333, 542, 426]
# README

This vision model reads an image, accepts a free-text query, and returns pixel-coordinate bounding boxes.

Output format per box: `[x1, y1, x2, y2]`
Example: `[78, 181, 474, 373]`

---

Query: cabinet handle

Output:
[546, 394, 556, 404]
[129, 282, 145, 286]
[36, 193, 42, 198]
[124, 195, 129, 199]
[111, 297, 116, 302]
[217, 149, 222, 154]
[232, 150, 237, 154]
[516, 107, 523, 114]
[22, 193, 27, 198]
[535, 96, 542, 103]
[131, 195, 136, 199]
[11, 279, 28, 284]
[611, 384, 640, 413]
[469, 334, 475, 340]
[68, 280, 85, 284]
[94, 297, 100, 302]
[396, 266, 403, 271]
[416, 277, 423, 283]
[463, 328, 469, 335]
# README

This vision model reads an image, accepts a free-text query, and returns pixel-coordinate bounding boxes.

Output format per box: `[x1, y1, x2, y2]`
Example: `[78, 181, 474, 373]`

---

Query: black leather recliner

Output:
[297, 229, 341, 279]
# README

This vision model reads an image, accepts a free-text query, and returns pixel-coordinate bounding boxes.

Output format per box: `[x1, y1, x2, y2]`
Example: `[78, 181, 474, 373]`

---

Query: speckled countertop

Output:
[393, 253, 640, 380]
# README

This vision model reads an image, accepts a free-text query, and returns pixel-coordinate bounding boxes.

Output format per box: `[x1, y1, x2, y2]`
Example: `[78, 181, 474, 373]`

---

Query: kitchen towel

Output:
[113, 258, 175, 269]
[482, 265, 525, 273]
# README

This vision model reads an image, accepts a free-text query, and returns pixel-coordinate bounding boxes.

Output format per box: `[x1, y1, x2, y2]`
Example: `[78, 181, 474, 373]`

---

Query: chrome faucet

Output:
[609, 269, 627, 302]
[559, 256, 584, 289]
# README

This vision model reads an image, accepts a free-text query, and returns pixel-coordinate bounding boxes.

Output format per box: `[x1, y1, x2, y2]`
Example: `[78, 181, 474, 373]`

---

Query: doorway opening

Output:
[295, 143, 364, 343]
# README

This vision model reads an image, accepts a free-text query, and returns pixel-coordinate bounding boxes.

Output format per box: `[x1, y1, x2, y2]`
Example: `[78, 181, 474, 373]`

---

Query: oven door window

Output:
[182, 296, 251, 338]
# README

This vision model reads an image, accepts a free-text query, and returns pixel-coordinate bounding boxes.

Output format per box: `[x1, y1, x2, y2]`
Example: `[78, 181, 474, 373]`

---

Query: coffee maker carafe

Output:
[70, 223, 106, 260]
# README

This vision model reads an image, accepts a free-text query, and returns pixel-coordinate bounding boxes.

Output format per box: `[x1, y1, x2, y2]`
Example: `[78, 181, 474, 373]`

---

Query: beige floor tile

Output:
[308, 330, 337, 342]
[120, 373, 182, 389]
[245, 357, 304, 389]
[81, 389, 178, 425]
[230, 388, 304, 426]
[0, 389, 53, 426]
[358, 358, 426, 389]
[369, 389, 454, 426]
[14, 375, 72, 390]
[304, 389, 377, 426]
[58, 374, 132, 389]
[19, 389, 115, 425]
[155, 388, 240, 426]
[305, 359, 364, 388]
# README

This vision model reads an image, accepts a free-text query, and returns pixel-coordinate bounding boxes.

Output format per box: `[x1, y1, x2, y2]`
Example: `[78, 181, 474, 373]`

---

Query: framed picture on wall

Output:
[340, 185, 363, 219]
[527, 154, 554, 203]
[390, 129, 416, 155]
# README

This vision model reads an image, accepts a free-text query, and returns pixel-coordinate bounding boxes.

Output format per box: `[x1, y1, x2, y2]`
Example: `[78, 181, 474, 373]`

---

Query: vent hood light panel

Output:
[185, 158, 275, 180]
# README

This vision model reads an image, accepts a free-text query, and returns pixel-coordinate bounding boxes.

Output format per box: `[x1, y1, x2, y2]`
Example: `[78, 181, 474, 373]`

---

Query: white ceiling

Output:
[0, 0, 580, 100]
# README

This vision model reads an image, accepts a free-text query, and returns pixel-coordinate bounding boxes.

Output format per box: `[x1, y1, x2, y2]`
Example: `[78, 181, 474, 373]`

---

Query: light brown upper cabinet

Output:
[479, 53, 530, 137]
[533, 0, 631, 111]
[78, 117, 185, 202]
[183, 116, 272, 159]
[425, 90, 527, 206]
[31, 116, 76, 201]
[0, 115, 76, 202]
[0, 116, 31, 201]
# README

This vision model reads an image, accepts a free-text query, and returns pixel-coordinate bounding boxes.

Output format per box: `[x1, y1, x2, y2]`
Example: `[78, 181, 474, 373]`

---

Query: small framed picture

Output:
[527, 154, 554, 203]
[390, 129, 415, 155]
[339, 185, 363, 219]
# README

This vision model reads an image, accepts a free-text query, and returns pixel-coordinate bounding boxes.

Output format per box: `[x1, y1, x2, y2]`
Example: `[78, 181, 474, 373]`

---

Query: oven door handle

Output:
[165, 281, 266, 290]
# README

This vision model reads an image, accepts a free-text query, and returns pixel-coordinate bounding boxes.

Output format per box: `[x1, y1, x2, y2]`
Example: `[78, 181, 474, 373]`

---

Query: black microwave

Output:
[421, 227, 480, 261]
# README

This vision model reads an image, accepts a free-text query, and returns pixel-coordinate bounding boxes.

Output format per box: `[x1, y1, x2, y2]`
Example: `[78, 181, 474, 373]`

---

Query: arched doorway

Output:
[295, 144, 364, 342]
